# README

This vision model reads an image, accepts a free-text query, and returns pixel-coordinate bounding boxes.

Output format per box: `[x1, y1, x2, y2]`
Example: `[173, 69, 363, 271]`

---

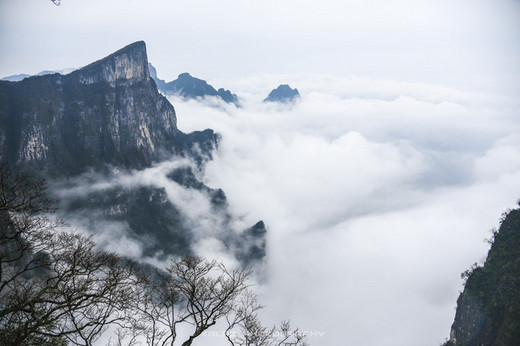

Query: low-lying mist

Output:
[167, 74, 520, 345]
[49, 158, 250, 270]
[44, 73, 519, 345]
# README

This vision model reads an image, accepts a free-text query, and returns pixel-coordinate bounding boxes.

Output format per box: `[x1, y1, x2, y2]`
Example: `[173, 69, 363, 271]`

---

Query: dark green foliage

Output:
[446, 205, 520, 345]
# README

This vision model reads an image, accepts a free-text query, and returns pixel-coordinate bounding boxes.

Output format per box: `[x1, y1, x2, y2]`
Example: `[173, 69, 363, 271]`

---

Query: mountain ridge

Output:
[0, 41, 265, 265]
[0, 41, 216, 176]
[264, 84, 300, 103]
[149, 64, 239, 105]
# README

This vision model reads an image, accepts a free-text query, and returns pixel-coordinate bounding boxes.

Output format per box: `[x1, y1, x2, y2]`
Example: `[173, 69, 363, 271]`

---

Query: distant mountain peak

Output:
[149, 68, 239, 105]
[264, 84, 300, 103]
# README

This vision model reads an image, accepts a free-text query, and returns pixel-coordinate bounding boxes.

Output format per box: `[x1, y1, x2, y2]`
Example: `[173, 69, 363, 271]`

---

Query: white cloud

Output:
[167, 74, 520, 345]
[1, 0, 518, 343]
[48, 76, 517, 345]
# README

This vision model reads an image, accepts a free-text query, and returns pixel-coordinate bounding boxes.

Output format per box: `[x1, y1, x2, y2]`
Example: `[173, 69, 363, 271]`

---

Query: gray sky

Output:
[1, 0, 519, 94]
[2, 1, 520, 345]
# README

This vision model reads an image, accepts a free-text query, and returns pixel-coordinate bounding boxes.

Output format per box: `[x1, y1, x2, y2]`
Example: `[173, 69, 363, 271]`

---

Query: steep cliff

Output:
[0, 42, 265, 265]
[0, 41, 216, 176]
[445, 205, 520, 345]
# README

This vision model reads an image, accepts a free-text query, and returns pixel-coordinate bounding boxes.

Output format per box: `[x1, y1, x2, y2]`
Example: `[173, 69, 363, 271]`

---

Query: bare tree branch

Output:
[0, 162, 309, 346]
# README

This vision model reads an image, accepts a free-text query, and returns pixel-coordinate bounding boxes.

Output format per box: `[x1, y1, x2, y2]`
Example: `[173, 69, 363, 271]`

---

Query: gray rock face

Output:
[0, 41, 216, 176]
[76, 41, 150, 86]
[0, 41, 264, 266]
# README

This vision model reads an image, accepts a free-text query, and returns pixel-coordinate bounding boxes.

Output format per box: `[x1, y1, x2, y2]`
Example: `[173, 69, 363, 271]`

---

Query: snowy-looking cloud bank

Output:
[168, 74, 520, 346]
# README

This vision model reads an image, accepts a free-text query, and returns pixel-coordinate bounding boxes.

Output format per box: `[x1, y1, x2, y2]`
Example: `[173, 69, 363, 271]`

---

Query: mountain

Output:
[1, 74, 31, 82]
[444, 204, 520, 346]
[149, 66, 239, 105]
[263, 84, 300, 103]
[0, 41, 216, 176]
[147, 63, 167, 91]
[0, 41, 265, 265]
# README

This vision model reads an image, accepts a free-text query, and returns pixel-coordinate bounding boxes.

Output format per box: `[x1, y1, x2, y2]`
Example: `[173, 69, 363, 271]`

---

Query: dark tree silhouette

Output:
[0, 162, 308, 345]
[0, 163, 136, 345]
[119, 256, 307, 346]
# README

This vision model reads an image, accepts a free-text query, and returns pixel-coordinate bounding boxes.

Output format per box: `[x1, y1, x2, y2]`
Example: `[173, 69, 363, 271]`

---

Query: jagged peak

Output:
[73, 41, 150, 86]
[263, 84, 300, 103]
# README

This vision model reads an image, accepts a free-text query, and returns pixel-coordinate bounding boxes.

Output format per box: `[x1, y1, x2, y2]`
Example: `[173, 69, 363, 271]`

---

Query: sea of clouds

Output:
[49, 72, 520, 345]
[167, 73, 520, 345]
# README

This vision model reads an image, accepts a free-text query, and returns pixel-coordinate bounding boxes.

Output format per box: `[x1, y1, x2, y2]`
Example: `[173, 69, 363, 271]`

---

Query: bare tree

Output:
[124, 256, 251, 346]
[0, 163, 136, 345]
[0, 162, 309, 345]
[121, 256, 307, 346]
[225, 292, 307, 346]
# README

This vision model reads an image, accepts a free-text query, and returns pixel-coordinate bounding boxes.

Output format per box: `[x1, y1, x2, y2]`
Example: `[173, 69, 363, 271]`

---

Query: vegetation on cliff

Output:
[444, 202, 520, 345]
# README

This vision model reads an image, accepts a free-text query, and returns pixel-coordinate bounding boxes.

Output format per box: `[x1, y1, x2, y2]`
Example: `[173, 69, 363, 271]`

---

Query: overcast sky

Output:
[1, 0, 520, 94]
[2, 1, 520, 345]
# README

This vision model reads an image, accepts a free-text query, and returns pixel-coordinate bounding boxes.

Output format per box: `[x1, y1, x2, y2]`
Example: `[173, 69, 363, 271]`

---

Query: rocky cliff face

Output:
[75, 42, 150, 86]
[0, 41, 216, 176]
[0, 42, 264, 265]
[444, 205, 520, 346]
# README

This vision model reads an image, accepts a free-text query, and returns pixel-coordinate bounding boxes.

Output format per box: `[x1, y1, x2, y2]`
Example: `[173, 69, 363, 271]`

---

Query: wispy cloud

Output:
[49, 157, 244, 269]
